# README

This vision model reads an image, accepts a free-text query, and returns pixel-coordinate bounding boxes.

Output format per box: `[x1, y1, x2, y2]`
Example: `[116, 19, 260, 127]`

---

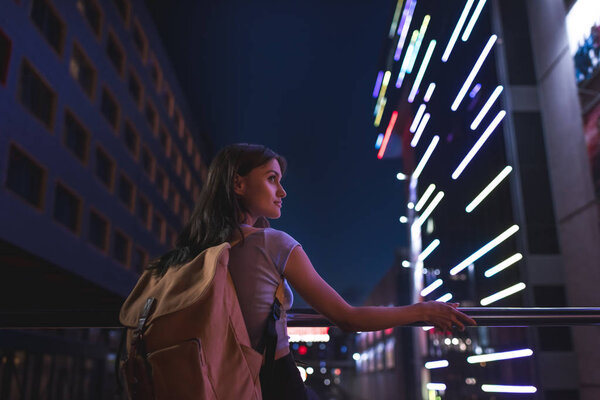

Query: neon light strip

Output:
[408, 40, 436, 103]
[465, 165, 512, 212]
[424, 82, 436, 102]
[424, 360, 448, 369]
[415, 184, 436, 211]
[469, 83, 481, 98]
[421, 279, 443, 296]
[484, 253, 523, 278]
[394, 0, 417, 60]
[407, 15, 431, 74]
[452, 110, 506, 179]
[413, 135, 439, 179]
[427, 383, 446, 391]
[410, 104, 427, 133]
[411, 113, 430, 147]
[397, 30, 419, 87]
[441, 0, 475, 62]
[376, 71, 391, 107]
[374, 97, 388, 127]
[471, 85, 503, 130]
[372, 71, 384, 98]
[462, 0, 487, 42]
[481, 385, 536, 394]
[377, 111, 398, 159]
[418, 239, 440, 261]
[451, 35, 497, 111]
[375, 133, 384, 149]
[436, 293, 453, 302]
[480, 282, 526, 306]
[449, 225, 519, 275]
[389, 0, 405, 38]
[414, 191, 444, 227]
[467, 348, 532, 364]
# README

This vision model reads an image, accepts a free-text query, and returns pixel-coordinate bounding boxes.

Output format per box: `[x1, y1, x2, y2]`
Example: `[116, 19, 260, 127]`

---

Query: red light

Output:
[377, 111, 398, 159]
[333, 368, 341, 376]
[384, 328, 393, 335]
[298, 345, 308, 355]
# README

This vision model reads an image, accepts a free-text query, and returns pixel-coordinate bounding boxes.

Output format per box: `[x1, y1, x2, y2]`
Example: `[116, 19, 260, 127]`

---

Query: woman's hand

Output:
[417, 301, 477, 332]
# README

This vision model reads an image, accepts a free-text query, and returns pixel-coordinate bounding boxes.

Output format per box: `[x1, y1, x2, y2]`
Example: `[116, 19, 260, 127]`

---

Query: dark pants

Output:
[260, 352, 315, 400]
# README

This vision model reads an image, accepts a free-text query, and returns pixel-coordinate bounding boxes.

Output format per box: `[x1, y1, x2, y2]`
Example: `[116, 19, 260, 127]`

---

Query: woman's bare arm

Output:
[284, 246, 476, 332]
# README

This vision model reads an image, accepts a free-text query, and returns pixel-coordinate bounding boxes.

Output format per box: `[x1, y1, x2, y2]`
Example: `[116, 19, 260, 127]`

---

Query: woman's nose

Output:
[278, 186, 287, 198]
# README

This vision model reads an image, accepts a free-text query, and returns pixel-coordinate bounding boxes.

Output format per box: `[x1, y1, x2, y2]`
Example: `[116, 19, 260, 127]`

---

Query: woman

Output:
[148, 143, 476, 399]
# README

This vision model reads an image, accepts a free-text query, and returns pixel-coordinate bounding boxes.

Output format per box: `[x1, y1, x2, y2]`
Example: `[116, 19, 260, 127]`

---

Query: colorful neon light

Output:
[471, 85, 503, 130]
[427, 383, 447, 391]
[450, 225, 519, 275]
[394, 0, 417, 60]
[442, 0, 475, 62]
[409, 40, 437, 103]
[414, 191, 444, 227]
[389, 0, 405, 38]
[424, 82, 436, 102]
[436, 293, 453, 302]
[411, 113, 430, 147]
[413, 135, 439, 179]
[484, 253, 523, 278]
[410, 104, 427, 133]
[397, 30, 419, 87]
[374, 97, 388, 127]
[469, 83, 481, 98]
[462, 0, 488, 42]
[377, 111, 398, 159]
[407, 15, 431, 74]
[375, 133, 384, 149]
[452, 110, 506, 179]
[424, 360, 449, 369]
[372, 71, 384, 98]
[481, 385, 537, 394]
[465, 165, 512, 212]
[467, 348, 533, 364]
[415, 183, 436, 211]
[480, 282, 526, 306]
[418, 239, 440, 261]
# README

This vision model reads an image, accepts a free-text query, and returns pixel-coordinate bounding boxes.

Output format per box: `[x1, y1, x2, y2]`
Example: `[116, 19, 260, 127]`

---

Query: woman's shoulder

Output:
[262, 227, 300, 244]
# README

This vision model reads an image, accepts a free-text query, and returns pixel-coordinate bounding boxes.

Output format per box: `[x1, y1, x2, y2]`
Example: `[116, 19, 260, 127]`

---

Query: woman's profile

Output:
[147, 143, 476, 399]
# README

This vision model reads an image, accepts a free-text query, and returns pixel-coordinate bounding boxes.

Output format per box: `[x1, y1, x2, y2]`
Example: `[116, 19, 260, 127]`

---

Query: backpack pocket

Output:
[147, 338, 216, 400]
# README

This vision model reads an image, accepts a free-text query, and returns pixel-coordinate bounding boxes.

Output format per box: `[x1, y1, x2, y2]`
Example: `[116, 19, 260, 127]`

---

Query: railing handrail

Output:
[1, 307, 600, 329]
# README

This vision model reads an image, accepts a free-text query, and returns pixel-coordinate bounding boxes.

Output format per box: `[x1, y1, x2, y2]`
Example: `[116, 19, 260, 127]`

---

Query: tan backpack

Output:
[119, 241, 284, 400]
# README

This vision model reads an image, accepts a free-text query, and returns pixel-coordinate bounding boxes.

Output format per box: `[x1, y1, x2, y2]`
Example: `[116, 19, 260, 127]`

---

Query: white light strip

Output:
[425, 360, 449, 369]
[415, 184, 436, 211]
[418, 239, 440, 261]
[481, 385, 537, 394]
[424, 82, 436, 102]
[465, 165, 512, 212]
[450, 225, 519, 275]
[451, 35, 497, 111]
[407, 15, 431, 74]
[467, 348, 533, 364]
[408, 40, 436, 103]
[427, 383, 447, 391]
[452, 110, 506, 180]
[411, 113, 430, 147]
[484, 253, 523, 277]
[480, 282, 526, 306]
[441, 0, 475, 62]
[395, 0, 416, 58]
[462, 0, 487, 42]
[470, 85, 503, 130]
[414, 191, 444, 227]
[420, 279, 443, 297]
[410, 104, 427, 133]
[397, 30, 419, 87]
[413, 135, 439, 179]
[436, 293, 453, 302]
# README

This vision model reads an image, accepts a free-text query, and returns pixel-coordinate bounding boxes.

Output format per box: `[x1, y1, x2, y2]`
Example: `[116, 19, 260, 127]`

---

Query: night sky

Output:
[144, 0, 407, 306]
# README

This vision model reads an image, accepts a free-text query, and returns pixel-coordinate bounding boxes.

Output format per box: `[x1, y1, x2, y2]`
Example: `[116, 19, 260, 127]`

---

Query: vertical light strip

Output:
[481, 385, 536, 394]
[376, 71, 391, 109]
[389, 0, 406, 38]
[452, 110, 506, 180]
[418, 239, 440, 261]
[374, 97, 388, 127]
[415, 183, 436, 211]
[377, 111, 398, 159]
[421, 279, 443, 296]
[408, 40, 436, 103]
[394, 0, 417, 60]
[407, 15, 431, 74]
[480, 282, 527, 306]
[465, 165, 512, 212]
[413, 135, 439, 179]
[411, 113, 430, 147]
[449, 225, 519, 275]
[462, 0, 487, 42]
[410, 104, 427, 133]
[484, 253, 523, 277]
[451, 35, 497, 111]
[372, 71, 384, 98]
[436, 293, 453, 302]
[441, 0, 475, 62]
[471, 85, 503, 130]
[469, 83, 482, 98]
[397, 31, 419, 87]
[424, 82, 436, 102]
[375, 133, 384, 149]
[414, 191, 444, 227]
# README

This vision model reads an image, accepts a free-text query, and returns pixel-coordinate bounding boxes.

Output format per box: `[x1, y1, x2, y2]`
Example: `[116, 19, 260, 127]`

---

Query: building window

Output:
[168, 185, 179, 214]
[141, 144, 155, 179]
[184, 166, 192, 191]
[132, 246, 147, 274]
[118, 172, 135, 211]
[186, 130, 194, 156]
[132, 19, 147, 61]
[53, 182, 82, 234]
[122, 120, 139, 159]
[6, 144, 46, 209]
[166, 226, 176, 248]
[155, 168, 167, 199]
[162, 83, 174, 116]
[69, 43, 96, 98]
[95, 146, 115, 190]
[148, 54, 161, 89]
[113, 229, 131, 266]
[145, 101, 158, 133]
[112, 0, 130, 24]
[63, 110, 90, 163]
[171, 147, 181, 175]
[106, 31, 125, 76]
[101, 87, 119, 130]
[89, 208, 109, 251]
[174, 109, 184, 137]
[136, 194, 151, 228]
[77, 0, 102, 38]
[152, 211, 165, 243]
[180, 203, 190, 224]
[30, 0, 65, 55]
[0, 29, 11, 85]
[127, 69, 143, 108]
[158, 125, 170, 156]
[18, 60, 56, 129]
[194, 151, 202, 171]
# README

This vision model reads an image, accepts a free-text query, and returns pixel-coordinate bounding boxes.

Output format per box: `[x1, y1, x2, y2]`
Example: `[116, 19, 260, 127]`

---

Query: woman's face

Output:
[235, 158, 286, 224]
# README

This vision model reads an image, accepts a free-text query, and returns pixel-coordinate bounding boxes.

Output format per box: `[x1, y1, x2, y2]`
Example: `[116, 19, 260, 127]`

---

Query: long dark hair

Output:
[147, 143, 287, 277]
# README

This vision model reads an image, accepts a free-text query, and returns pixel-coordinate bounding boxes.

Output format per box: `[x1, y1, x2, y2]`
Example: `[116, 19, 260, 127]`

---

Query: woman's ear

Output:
[233, 174, 246, 196]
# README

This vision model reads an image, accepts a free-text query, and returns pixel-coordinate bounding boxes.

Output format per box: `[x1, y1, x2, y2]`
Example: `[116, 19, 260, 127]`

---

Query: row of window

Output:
[4, 144, 183, 272]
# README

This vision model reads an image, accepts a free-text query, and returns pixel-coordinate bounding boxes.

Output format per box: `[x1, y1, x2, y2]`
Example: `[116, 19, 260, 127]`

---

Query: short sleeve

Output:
[264, 228, 301, 275]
